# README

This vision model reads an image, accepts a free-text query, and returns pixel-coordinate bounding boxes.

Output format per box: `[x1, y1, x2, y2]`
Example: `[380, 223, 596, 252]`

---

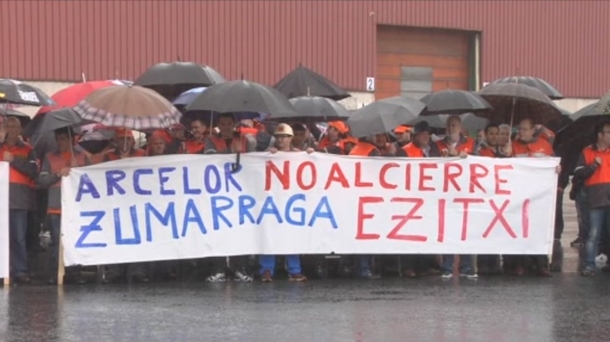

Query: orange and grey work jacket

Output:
[203, 133, 256, 154]
[37, 150, 90, 215]
[0, 140, 38, 210]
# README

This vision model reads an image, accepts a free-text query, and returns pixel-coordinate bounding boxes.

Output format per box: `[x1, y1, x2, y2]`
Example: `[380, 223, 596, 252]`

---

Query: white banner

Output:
[61, 153, 559, 266]
[0, 162, 9, 278]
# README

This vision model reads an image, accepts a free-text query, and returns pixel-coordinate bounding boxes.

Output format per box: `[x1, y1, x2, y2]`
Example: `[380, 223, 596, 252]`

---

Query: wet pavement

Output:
[1, 188, 608, 342]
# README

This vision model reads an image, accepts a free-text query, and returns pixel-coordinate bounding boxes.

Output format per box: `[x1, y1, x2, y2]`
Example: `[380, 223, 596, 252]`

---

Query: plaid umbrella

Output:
[134, 61, 225, 101]
[420, 89, 493, 115]
[37, 80, 127, 115]
[73, 85, 181, 130]
[488, 76, 563, 100]
[477, 83, 562, 126]
[0, 79, 54, 106]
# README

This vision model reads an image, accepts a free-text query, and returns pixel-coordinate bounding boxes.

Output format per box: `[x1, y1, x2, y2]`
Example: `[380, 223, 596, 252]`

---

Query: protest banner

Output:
[61, 153, 559, 266]
[0, 162, 9, 279]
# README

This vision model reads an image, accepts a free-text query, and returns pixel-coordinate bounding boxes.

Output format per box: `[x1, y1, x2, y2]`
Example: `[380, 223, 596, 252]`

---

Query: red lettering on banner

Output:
[454, 198, 485, 241]
[443, 163, 463, 192]
[469, 164, 489, 194]
[296, 161, 317, 190]
[265, 160, 289, 191]
[380, 162, 399, 189]
[482, 199, 516, 238]
[354, 162, 373, 188]
[387, 197, 427, 242]
[522, 199, 530, 238]
[324, 162, 349, 189]
[418, 163, 437, 191]
[494, 165, 513, 195]
[405, 163, 412, 191]
[356, 197, 383, 240]
[438, 199, 446, 242]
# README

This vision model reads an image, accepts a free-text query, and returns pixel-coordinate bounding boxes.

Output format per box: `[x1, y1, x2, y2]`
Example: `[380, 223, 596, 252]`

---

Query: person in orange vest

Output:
[37, 127, 90, 285]
[478, 123, 511, 158]
[203, 113, 256, 283]
[372, 133, 398, 156]
[318, 121, 348, 150]
[396, 121, 441, 158]
[182, 118, 207, 154]
[259, 123, 313, 282]
[510, 118, 557, 276]
[0, 117, 38, 283]
[574, 121, 610, 277]
[392, 125, 412, 150]
[165, 123, 186, 154]
[238, 119, 275, 152]
[103, 128, 146, 162]
[147, 131, 168, 156]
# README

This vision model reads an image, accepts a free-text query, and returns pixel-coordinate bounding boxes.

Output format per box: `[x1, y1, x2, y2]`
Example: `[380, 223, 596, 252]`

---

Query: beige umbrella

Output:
[73, 85, 181, 130]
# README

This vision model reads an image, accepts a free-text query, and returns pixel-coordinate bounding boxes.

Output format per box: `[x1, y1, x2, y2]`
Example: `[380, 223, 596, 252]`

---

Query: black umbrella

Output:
[0, 79, 55, 106]
[134, 61, 225, 100]
[274, 63, 350, 101]
[265, 96, 350, 122]
[420, 90, 493, 115]
[555, 102, 606, 148]
[477, 83, 562, 126]
[1, 108, 31, 127]
[488, 76, 563, 100]
[417, 113, 489, 131]
[186, 80, 297, 117]
[347, 96, 425, 138]
[22, 108, 88, 137]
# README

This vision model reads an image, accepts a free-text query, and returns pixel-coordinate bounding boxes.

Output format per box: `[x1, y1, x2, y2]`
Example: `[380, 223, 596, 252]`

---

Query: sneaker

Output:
[581, 268, 595, 277]
[288, 273, 307, 282]
[206, 272, 227, 283]
[261, 270, 273, 283]
[570, 237, 584, 248]
[233, 270, 253, 282]
[460, 270, 478, 279]
[441, 271, 453, 279]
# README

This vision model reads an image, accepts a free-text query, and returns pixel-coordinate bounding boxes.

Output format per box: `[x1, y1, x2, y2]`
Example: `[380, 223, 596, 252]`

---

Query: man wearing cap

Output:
[103, 128, 146, 161]
[259, 123, 313, 282]
[318, 121, 348, 150]
[203, 113, 256, 283]
[393, 125, 412, 150]
[0, 117, 38, 284]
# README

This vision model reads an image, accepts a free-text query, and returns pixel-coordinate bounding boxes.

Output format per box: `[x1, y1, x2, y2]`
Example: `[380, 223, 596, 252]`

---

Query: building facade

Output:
[1, 0, 607, 113]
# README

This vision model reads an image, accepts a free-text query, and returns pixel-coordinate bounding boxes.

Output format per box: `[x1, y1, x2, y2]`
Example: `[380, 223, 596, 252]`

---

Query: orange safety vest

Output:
[349, 142, 378, 156]
[46, 151, 88, 187]
[512, 138, 553, 158]
[0, 141, 35, 187]
[208, 134, 249, 153]
[402, 142, 424, 157]
[582, 145, 610, 186]
[436, 136, 476, 154]
[238, 127, 258, 136]
[184, 139, 205, 154]
[478, 146, 506, 158]
[104, 148, 146, 161]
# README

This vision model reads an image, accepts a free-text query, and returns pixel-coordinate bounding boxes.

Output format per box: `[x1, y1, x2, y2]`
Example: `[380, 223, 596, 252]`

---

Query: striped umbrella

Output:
[73, 85, 181, 130]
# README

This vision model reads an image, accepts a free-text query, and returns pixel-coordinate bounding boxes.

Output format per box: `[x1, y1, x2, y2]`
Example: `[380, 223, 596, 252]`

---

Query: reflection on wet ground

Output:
[2, 275, 610, 342]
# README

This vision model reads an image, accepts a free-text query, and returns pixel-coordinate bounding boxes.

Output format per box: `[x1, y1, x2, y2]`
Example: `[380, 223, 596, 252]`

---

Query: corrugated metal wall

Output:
[1, 0, 608, 98]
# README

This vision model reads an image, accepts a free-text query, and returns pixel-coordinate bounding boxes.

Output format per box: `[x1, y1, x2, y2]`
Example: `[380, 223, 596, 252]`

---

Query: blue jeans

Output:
[584, 207, 610, 270]
[575, 189, 590, 241]
[9, 209, 28, 277]
[259, 255, 301, 276]
[441, 255, 473, 273]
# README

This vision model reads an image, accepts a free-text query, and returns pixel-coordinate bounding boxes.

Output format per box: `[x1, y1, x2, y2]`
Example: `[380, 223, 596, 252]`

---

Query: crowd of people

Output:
[0, 109, 606, 285]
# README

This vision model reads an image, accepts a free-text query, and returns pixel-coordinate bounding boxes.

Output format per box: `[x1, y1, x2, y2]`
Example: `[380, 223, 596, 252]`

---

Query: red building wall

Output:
[0, 0, 608, 98]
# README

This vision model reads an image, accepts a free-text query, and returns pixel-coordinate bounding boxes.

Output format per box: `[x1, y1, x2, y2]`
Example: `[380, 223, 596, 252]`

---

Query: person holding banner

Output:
[318, 121, 348, 151]
[203, 113, 257, 283]
[261, 123, 314, 282]
[0, 117, 38, 284]
[37, 127, 90, 285]
[434, 115, 478, 279]
[183, 118, 207, 154]
[574, 121, 610, 277]
[392, 125, 412, 151]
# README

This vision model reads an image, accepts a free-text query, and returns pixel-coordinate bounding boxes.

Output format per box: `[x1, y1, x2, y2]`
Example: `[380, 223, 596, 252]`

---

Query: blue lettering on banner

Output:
[106, 170, 127, 196]
[144, 202, 178, 241]
[285, 194, 306, 226]
[223, 162, 242, 192]
[75, 174, 100, 202]
[75, 211, 107, 248]
[114, 207, 141, 245]
[211, 196, 234, 230]
[159, 167, 176, 195]
[204, 165, 222, 194]
[183, 167, 202, 195]
[134, 168, 154, 195]
[308, 196, 338, 229]
[238, 195, 256, 224]
[256, 196, 283, 224]
[182, 199, 207, 236]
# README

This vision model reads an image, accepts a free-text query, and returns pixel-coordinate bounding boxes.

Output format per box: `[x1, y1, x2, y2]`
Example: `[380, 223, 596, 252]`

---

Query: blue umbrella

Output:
[173, 87, 207, 107]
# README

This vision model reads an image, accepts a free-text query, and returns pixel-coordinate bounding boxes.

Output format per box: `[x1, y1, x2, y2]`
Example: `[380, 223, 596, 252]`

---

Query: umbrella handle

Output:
[231, 152, 241, 173]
